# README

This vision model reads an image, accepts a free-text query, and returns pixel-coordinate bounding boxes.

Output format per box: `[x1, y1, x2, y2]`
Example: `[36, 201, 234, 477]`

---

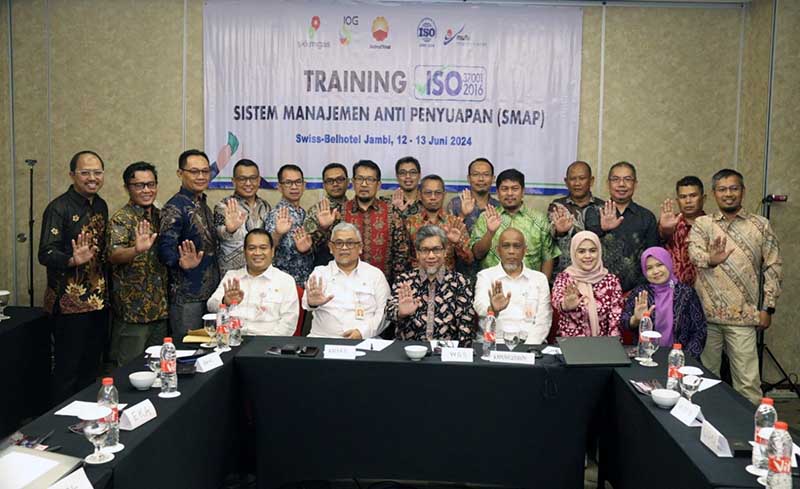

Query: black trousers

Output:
[51, 309, 109, 405]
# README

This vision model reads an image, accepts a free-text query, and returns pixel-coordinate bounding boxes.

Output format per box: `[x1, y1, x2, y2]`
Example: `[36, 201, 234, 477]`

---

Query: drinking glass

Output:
[638, 330, 662, 367]
[503, 327, 521, 352]
[0, 290, 10, 321]
[202, 313, 217, 349]
[680, 375, 702, 403]
[80, 406, 114, 464]
[148, 357, 162, 389]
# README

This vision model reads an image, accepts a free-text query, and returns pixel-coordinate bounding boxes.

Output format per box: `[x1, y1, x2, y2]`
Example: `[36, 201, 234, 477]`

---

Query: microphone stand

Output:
[25, 159, 36, 306]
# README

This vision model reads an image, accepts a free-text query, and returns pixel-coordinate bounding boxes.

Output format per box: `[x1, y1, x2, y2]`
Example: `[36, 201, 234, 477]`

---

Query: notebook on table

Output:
[557, 336, 631, 367]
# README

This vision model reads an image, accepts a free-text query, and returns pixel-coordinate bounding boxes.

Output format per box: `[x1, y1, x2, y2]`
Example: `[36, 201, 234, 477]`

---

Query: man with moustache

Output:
[446, 157, 500, 231]
[658, 175, 706, 285]
[689, 169, 782, 405]
[214, 159, 271, 274]
[548, 161, 604, 274]
[405, 174, 472, 270]
[303, 222, 390, 339]
[474, 228, 552, 345]
[39, 150, 109, 402]
[471, 169, 560, 280]
[107, 162, 168, 367]
[304, 163, 349, 268]
[158, 149, 220, 338]
[585, 161, 659, 292]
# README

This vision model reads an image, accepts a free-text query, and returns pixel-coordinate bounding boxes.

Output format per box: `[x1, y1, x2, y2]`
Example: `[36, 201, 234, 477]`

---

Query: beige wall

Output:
[2, 1, 797, 379]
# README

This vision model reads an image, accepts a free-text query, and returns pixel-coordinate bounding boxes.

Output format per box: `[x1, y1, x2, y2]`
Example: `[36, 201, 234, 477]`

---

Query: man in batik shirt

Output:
[158, 149, 220, 338]
[304, 162, 349, 268]
[658, 175, 706, 285]
[388, 225, 476, 345]
[107, 162, 169, 367]
[39, 150, 109, 403]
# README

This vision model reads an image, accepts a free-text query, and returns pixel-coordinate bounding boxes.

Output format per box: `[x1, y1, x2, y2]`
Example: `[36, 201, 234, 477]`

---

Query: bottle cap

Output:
[164, 337, 173, 343]
[642, 311, 651, 317]
[220, 303, 227, 309]
[231, 300, 239, 305]
[102, 377, 113, 386]
[487, 309, 495, 317]
[775, 421, 788, 430]
[762, 397, 774, 406]
[672, 343, 682, 349]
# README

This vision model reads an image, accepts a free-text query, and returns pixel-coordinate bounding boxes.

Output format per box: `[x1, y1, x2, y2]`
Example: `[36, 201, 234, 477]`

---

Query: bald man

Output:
[473, 228, 552, 345]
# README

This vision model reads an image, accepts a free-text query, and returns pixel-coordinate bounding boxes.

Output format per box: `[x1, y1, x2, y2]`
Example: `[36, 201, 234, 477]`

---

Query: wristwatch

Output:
[762, 307, 775, 315]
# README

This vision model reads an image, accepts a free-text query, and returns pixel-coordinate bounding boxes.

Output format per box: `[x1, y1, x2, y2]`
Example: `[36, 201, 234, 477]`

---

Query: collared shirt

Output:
[207, 265, 298, 336]
[547, 195, 605, 274]
[405, 209, 473, 270]
[213, 194, 271, 274]
[303, 195, 347, 268]
[473, 264, 552, 345]
[688, 209, 782, 326]
[661, 213, 703, 285]
[585, 201, 659, 292]
[387, 268, 476, 345]
[341, 198, 410, 284]
[470, 205, 561, 272]
[158, 186, 220, 303]
[107, 203, 168, 323]
[446, 195, 501, 232]
[265, 199, 313, 286]
[302, 260, 390, 338]
[551, 271, 622, 338]
[38, 186, 108, 315]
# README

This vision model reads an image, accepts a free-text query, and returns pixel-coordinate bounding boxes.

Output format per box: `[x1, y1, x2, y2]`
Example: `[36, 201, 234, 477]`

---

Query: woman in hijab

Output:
[551, 231, 622, 337]
[621, 246, 707, 358]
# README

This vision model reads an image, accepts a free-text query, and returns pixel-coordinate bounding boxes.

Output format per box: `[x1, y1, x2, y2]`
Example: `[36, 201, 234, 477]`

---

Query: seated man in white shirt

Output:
[303, 222, 390, 339]
[474, 227, 552, 344]
[207, 229, 298, 336]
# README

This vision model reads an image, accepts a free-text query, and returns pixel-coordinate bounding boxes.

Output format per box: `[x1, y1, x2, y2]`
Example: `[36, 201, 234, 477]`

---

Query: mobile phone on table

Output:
[266, 346, 281, 356]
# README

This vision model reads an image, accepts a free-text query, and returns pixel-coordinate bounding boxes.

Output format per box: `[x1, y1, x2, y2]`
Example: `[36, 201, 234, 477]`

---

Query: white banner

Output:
[204, 0, 582, 194]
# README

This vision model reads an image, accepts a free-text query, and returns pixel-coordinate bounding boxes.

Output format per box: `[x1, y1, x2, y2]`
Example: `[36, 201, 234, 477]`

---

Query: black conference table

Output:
[15, 344, 240, 489]
[237, 337, 613, 489]
[0, 306, 51, 438]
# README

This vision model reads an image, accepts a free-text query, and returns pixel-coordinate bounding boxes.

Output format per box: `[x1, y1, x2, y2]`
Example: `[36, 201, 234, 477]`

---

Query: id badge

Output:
[355, 304, 365, 320]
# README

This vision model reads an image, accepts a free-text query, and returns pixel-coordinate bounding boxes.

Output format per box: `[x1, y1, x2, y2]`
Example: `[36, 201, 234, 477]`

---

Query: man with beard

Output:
[304, 163, 349, 268]
[689, 169, 782, 405]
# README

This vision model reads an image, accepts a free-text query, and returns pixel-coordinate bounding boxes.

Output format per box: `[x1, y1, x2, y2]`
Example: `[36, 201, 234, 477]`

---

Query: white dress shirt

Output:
[303, 259, 390, 339]
[473, 263, 553, 344]
[207, 265, 299, 336]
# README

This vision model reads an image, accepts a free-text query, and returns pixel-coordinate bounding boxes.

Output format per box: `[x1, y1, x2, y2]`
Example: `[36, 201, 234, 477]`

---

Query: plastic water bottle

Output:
[480, 310, 497, 360]
[766, 421, 792, 488]
[753, 397, 778, 471]
[216, 304, 231, 351]
[666, 344, 685, 392]
[159, 337, 179, 397]
[229, 301, 242, 347]
[97, 377, 123, 452]
[636, 311, 654, 359]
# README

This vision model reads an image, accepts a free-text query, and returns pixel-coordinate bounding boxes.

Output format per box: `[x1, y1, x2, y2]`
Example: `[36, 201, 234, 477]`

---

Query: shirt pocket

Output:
[353, 287, 378, 313]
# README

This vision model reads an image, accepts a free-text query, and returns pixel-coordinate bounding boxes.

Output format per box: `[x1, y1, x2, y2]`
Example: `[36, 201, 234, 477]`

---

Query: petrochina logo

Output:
[444, 25, 465, 45]
[372, 16, 389, 42]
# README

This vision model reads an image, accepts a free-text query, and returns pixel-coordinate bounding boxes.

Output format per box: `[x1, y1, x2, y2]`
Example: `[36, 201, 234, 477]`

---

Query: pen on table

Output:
[45, 445, 62, 452]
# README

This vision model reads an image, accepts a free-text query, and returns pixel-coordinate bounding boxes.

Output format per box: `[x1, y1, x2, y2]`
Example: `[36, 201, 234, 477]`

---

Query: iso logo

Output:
[417, 18, 436, 43]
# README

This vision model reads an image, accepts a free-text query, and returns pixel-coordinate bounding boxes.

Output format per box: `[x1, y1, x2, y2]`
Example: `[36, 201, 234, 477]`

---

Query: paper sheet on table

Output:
[144, 346, 197, 358]
[47, 467, 92, 489]
[749, 440, 800, 467]
[0, 451, 59, 489]
[54, 400, 128, 417]
[697, 378, 722, 392]
[542, 346, 562, 355]
[355, 339, 393, 351]
[182, 335, 211, 343]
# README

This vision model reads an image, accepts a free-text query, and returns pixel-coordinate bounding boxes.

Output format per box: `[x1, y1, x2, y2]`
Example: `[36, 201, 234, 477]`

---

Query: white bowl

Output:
[651, 388, 681, 409]
[404, 345, 428, 361]
[129, 371, 157, 390]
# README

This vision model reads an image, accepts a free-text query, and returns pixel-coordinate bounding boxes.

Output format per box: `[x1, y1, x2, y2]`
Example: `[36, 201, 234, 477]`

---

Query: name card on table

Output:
[670, 397, 705, 427]
[489, 350, 536, 365]
[119, 399, 157, 431]
[441, 347, 474, 363]
[195, 352, 223, 373]
[700, 420, 732, 457]
[324, 344, 358, 360]
[47, 467, 93, 489]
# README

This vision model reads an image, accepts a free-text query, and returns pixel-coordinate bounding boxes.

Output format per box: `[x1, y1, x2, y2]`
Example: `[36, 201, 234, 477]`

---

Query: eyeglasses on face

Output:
[75, 170, 104, 178]
[397, 170, 420, 177]
[418, 246, 445, 256]
[234, 176, 260, 183]
[182, 168, 211, 176]
[279, 179, 304, 188]
[128, 182, 158, 191]
[323, 176, 347, 185]
[329, 240, 362, 249]
[353, 176, 379, 185]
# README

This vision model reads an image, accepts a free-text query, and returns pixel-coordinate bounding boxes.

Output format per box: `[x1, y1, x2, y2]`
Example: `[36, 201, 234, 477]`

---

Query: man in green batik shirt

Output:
[471, 169, 560, 280]
[107, 162, 169, 367]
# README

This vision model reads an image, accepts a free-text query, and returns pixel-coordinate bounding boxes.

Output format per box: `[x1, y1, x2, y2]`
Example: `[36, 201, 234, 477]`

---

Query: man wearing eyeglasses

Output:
[585, 161, 659, 292]
[304, 163, 349, 268]
[383, 156, 422, 219]
[405, 174, 472, 270]
[107, 162, 168, 366]
[158, 149, 220, 338]
[303, 222, 390, 339]
[39, 150, 109, 403]
[213, 159, 271, 274]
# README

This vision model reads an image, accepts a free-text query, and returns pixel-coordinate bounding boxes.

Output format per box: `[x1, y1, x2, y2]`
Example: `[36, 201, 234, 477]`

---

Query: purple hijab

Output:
[641, 247, 676, 347]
